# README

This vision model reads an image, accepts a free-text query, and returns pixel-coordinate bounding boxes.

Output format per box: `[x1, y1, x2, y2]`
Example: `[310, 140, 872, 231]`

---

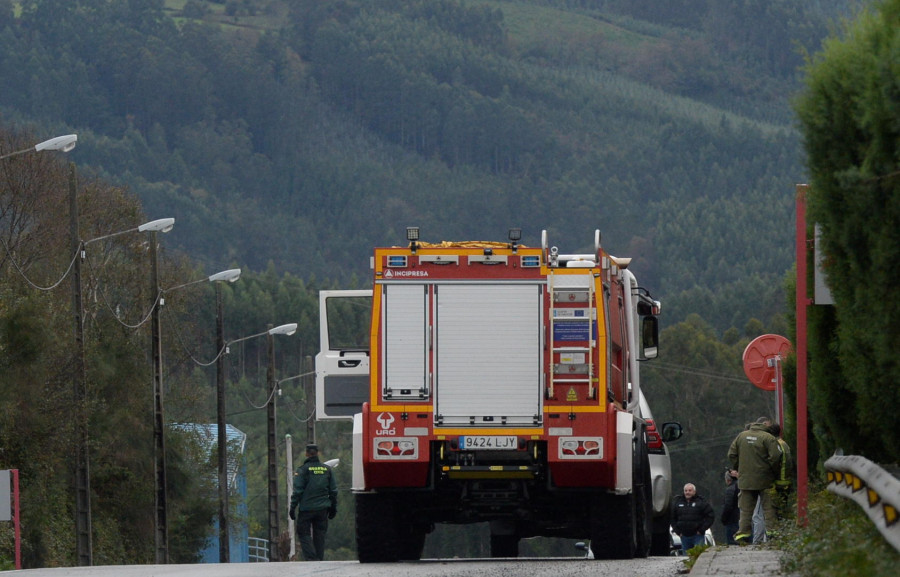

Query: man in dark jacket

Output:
[289, 444, 338, 561]
[721, 469, 740, 544]
[671, 483, 715, 555]
[727, 417, 783, 544]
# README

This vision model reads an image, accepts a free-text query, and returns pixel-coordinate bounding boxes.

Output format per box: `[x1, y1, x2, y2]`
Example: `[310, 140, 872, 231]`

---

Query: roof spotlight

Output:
[508, 228, 522, 253]
[406, 226, 420, 254]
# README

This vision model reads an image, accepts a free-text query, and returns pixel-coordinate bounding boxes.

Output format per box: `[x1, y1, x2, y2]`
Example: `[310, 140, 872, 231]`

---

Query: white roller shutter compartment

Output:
[434, 284, 542, 426]
[382, 284, 428, 399]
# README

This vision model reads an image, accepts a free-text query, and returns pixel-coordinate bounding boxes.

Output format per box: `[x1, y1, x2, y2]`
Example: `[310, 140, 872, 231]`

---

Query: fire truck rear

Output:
[316, 229, 672, 561]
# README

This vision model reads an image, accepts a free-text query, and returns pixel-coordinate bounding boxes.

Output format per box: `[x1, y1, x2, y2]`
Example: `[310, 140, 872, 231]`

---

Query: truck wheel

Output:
[650, 513, 672, 556]
[356, 493, 398, 563]
[589, 492, 636, 560]
[633, 437, 652, 558]
[396, 524, 427, 561]
[490, 534, 519, 558]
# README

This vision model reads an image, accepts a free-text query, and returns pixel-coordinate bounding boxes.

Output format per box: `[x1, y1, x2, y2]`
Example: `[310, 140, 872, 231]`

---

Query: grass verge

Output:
[779, 488, 900, 577]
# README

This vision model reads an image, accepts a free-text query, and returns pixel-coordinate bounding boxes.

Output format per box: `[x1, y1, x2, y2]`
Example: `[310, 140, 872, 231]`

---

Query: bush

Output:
[780, 489, 900, 577]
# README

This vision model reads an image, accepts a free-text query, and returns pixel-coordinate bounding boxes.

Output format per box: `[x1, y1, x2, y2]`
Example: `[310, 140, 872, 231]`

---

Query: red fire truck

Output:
[316, 228, 682, 561]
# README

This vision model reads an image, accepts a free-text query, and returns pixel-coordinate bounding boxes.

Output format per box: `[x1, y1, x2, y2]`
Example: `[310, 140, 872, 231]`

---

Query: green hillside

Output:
[0, 0, 866, 564]
[0, 0, 856, 332]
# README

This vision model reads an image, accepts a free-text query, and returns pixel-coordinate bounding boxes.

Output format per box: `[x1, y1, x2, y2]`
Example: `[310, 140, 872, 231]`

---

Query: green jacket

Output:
[727, 423, 782, 490]
[290, 456, 338, 513]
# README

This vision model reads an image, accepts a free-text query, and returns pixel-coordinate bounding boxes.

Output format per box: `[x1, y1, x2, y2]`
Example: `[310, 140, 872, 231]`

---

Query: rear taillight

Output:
[646, 419, 663, 451]
[558, 437, 603, 459]
[373, 438, 418, 459]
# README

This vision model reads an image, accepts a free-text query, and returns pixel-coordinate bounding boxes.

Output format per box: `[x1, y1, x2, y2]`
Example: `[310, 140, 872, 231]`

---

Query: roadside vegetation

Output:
[779, 488, 900, 577]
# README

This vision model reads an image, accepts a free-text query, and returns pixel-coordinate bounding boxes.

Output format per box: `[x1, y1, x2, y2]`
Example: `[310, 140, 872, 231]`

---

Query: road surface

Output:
[11, 557, 684, 577]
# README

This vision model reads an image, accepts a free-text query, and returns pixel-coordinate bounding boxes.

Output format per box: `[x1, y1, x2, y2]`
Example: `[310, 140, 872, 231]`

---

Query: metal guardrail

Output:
[825, 454, 899, 552]
[248, 537, 270, 562]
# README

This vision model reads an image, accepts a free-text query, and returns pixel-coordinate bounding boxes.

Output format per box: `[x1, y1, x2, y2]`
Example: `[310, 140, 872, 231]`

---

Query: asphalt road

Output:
[11, 557, 684, 577]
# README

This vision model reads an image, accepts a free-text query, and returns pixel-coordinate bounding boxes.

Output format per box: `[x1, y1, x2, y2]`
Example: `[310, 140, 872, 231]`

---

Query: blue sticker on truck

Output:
[553, 322, 592, 341]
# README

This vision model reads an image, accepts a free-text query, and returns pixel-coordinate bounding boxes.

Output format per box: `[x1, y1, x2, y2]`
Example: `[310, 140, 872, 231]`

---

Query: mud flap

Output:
[616, 411, 633, 493]
[352, 413, 364, 490]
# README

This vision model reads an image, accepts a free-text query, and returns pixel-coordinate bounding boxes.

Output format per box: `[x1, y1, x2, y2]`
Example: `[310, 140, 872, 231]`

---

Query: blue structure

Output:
[175, 423, 250, 563]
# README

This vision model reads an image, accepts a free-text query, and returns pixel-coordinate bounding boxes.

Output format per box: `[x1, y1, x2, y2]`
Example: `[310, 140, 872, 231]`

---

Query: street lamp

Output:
[2, 134, 82, 561]
[266, 324, 298, 562]
[208, 270, 242, 564]
[83, 219, 175, 247]
[150, 263, 241, 565]
[69, 216, 174, 567]
[166, 267, 240, 293]
[214, 322, 295, 562]
[0, 134, 77, 160]
[272, 367, 315, 559]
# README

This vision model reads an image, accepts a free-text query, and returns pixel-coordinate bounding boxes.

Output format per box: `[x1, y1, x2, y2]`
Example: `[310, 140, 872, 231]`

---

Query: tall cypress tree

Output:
[795, 0, 900, 462]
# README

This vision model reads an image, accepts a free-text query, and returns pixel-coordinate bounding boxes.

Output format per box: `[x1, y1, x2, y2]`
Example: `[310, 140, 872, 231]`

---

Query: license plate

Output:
[459, 436, 517, 450]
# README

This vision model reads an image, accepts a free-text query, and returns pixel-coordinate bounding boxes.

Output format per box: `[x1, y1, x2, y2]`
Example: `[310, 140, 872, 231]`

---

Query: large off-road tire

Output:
[650, 513, 673, 556]
[396, 524, 428, 561]
[589, 491, 636, 560]
[590, 428, 653, 560]
[633, 435, 653, 558]
[490, 534, 520, 558]
[356, 493, 399, 563]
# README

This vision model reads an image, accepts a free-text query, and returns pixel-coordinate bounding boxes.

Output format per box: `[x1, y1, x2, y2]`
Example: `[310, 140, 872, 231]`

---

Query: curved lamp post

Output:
[215, 322, 296, 562]
[151, 265, 241, 564]
[71, 216, 173, 566]
[264, 324, 297, 562]
[0, 134, 77, 161]
[83, 218, 175, 247]
[272, 367, 316, 560]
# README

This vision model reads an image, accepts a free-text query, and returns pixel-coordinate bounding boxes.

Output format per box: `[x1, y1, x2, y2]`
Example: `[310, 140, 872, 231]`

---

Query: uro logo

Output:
[377, 412, 395, 430]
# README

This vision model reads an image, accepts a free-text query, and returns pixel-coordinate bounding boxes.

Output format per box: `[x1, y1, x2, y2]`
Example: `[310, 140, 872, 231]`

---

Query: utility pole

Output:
[150, 231, 169, 564]
[216, 285, 230, 562]
[69, 163, 92, 566]
[285, 434, 295, 560]
[267, 327, 280, 561]
[795, 183, 810, 527]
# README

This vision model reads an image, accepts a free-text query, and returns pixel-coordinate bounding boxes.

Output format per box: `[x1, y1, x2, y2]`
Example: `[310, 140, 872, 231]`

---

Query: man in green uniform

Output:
[289, 444, 338, 561]
[727, 417, 783, 544]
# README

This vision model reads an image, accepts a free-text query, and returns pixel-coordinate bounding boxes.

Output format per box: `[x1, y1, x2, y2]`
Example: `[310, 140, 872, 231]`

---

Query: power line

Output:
[646, 361, 748, 384]
[0, 233, 78, 290]
[162, 303, 228, 367]
[82, 254, 161, 329]
[668, 433, 738, 454]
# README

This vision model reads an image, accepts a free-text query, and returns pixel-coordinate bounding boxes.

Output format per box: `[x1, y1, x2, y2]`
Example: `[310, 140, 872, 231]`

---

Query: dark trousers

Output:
[724, 522, 739, 544]
[296, 508, 329, 561]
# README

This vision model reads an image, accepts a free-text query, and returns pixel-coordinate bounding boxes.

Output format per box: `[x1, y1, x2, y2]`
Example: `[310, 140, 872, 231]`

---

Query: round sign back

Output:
[742, 334, 792, 391]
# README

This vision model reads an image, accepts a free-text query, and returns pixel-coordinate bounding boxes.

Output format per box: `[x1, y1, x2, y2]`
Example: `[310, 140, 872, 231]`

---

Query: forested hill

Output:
[0, 0, 858, 332]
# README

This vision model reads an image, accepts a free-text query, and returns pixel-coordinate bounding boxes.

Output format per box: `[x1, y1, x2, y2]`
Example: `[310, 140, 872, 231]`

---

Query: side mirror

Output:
[639, 315, 659, 360]
[661, 422, 683, 443]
